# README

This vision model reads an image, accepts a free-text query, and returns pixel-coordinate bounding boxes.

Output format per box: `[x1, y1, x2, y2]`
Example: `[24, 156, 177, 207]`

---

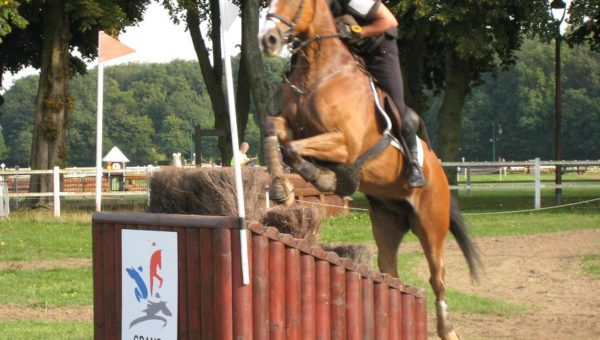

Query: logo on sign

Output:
[122, 230, 178, 340]
[125, 246, 172, 328]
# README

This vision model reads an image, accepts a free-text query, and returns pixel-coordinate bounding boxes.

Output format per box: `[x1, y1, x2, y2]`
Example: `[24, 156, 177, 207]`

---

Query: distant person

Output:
[231, 142, 257, 166]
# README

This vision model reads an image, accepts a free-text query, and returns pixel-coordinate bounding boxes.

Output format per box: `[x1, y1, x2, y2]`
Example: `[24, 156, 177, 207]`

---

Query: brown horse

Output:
[259, 0, 481, 339]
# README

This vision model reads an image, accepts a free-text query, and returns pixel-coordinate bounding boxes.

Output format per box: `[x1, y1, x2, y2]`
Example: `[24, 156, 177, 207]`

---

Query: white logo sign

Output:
[122, 230, 178, 340]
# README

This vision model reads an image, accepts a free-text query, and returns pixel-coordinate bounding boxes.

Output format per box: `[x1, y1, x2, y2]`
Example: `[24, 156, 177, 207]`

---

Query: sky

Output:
[1, 2, 243, 92]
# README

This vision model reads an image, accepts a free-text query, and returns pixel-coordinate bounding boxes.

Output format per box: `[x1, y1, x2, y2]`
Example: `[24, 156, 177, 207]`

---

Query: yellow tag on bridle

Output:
[351, 25, 362, 34]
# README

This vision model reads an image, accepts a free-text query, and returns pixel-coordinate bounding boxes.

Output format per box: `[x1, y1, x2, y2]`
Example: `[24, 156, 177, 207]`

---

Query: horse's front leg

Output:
[264, 117, 295, 206]
[287, 132, 349, 162]
[283, 131, 355, 194]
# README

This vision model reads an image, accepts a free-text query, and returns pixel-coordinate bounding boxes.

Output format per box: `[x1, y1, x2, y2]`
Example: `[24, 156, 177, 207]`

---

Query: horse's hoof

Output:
[269, 178, 295, 206]
[311, 170, 337, 193]
[440, 330, 460, 340]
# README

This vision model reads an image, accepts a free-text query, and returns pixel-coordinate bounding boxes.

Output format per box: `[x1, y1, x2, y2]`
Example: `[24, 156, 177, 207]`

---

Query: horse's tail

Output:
[449, 196, 483, 282]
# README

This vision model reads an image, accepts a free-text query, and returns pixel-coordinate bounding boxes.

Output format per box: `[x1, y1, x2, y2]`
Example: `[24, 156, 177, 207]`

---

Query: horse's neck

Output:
[292, 0, 355, 81]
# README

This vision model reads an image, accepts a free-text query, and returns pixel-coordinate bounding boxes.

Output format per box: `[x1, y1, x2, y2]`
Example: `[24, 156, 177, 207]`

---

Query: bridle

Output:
[266, 0, 306, 31]
[265, 0, 340, 53]
[265, 0, 307, 44]
[265, 0, 399, 178]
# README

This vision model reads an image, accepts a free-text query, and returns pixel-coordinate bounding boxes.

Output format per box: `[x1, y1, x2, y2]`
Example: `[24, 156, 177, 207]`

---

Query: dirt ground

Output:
[0, 229, 599, 340]
[405, 228, 600, 340]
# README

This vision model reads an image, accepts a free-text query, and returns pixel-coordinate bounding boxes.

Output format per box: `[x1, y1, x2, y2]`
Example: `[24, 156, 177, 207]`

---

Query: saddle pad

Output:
[389, 137, 424, 167]
[417, 137, 424, 167]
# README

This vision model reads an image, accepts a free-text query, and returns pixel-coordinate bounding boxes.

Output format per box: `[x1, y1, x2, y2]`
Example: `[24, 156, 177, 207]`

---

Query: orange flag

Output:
[98, 31, 135, 62]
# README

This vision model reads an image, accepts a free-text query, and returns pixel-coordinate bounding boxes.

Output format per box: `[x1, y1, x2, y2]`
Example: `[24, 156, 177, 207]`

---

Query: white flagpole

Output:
[219, 0, 249, 285]
[95, 31, 104, 212]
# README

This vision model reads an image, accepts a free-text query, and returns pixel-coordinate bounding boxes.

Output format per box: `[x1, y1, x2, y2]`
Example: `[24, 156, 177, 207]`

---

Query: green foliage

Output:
[0, 0, 28, 43]
[157, 113, 192, 158]
[0, 321, 92, 340]
[393, 0, 552, 93]
[0, 127, 7, 159]
[567, 0, 600, 51]
[1, 58, 286, 167]
[0, 0, 149, 79]
[460, 39, 600, 161]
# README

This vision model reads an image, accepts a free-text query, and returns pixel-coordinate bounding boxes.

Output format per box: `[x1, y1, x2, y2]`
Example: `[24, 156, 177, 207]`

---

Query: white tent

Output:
[102, 146, 129, 170]
[102, 146, 130, 163]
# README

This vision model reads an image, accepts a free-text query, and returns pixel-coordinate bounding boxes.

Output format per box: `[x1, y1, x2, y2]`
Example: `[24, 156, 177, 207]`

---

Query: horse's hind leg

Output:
[366, 196, 411, 278]
[412, 209, 459, 340]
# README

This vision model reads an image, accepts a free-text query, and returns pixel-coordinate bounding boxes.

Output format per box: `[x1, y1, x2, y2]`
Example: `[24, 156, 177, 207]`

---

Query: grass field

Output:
[1, 181, 599, 338]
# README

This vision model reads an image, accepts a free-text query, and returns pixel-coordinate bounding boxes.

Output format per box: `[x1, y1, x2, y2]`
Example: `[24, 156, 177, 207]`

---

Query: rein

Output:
[267, 0, 397, 171]
[283, 62, 355, 96]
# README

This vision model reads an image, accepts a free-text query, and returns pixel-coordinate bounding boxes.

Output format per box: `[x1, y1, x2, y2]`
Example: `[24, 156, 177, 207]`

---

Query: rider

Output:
[331, 0, 426, 187]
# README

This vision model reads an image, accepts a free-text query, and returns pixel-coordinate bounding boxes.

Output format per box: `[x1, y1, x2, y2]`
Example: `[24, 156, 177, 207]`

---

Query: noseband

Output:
[266, 0, 306, 30]
[265, 0, 306, 43]
[266, 0, 341, 56]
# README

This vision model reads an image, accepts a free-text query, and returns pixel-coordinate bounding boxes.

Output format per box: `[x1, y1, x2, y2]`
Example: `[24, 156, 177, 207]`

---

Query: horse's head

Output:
[259, 0, 314, 56]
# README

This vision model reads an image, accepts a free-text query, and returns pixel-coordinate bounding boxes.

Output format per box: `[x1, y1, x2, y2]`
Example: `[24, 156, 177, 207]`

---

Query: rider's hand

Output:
[336, 15, 362, 44]
[337, 23, 362, 44]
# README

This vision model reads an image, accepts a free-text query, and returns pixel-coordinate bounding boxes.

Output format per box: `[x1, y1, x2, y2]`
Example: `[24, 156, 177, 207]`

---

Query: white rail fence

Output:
[446, 159, 600, 209]
[0, 159, 599, 217]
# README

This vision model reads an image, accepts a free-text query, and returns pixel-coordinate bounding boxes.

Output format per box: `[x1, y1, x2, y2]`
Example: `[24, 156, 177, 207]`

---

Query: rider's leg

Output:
[363, 38, 425, 187]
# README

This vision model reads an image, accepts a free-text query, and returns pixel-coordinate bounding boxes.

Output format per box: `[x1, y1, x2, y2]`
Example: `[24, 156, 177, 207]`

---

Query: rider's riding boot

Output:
[406, 137, 426, 188]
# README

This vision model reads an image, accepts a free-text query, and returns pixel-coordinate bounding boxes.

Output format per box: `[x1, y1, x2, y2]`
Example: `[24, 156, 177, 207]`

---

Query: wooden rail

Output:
[92, 212, 427, 339]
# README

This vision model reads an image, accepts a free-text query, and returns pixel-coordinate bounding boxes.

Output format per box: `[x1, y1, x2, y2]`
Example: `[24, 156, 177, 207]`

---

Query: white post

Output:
[265, 190, 270, 209]
[466, 167, 472, 198]
[53, 166, 60, 217]
[95, 48, 104, 212]
[219, 0, 249, 285]
[534, 158, 541, 209]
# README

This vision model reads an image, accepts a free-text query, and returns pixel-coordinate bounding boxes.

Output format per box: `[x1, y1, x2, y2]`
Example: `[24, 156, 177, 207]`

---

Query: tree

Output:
[161, 0, 273, 165]
[567, 0, 600, 51]
[0, 0, 32, 105]
[159, 0, 234, 163]
[157, 113, 190, 158]
[0, 75, 37, 165]
[0, 126, 7, 160]
[0, 1, 149, 205]
[390, 0, 553, 169]
[460, 39, 600, 161]
[2, 59, 287, 167]
[239, 0, 277, 162]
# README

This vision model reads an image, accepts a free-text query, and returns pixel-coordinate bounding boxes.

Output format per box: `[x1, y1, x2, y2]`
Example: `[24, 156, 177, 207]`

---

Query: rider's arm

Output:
[359, 4, 398, 38]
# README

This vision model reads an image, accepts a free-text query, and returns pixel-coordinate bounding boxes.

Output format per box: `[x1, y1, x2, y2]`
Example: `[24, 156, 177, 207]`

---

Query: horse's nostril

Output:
[267, 34, 279, 47]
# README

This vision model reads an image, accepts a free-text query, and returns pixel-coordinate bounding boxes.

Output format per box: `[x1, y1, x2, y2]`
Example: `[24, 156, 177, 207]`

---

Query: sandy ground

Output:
[405, 229, 600, 340]
[0, 258, 91, 271]
[0, 230, 598, 340]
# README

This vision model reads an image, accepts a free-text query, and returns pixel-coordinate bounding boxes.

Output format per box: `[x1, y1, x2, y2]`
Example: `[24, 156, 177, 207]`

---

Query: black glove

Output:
[336, 15, 362, 44]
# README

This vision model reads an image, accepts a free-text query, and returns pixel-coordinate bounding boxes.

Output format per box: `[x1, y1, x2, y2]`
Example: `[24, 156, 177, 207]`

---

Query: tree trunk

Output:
[235, 52, 250, 143]
[0, 66, 4, 106]
[398, 17, 427, 114]
[29, 0, 70, 206]
[436, 51, 470, 184]
[186, 3, 233, 165]
[241, 0, 275, 162]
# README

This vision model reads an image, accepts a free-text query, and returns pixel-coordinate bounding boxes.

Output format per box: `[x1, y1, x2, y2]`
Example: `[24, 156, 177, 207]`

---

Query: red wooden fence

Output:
[92, 212, 427, 339]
